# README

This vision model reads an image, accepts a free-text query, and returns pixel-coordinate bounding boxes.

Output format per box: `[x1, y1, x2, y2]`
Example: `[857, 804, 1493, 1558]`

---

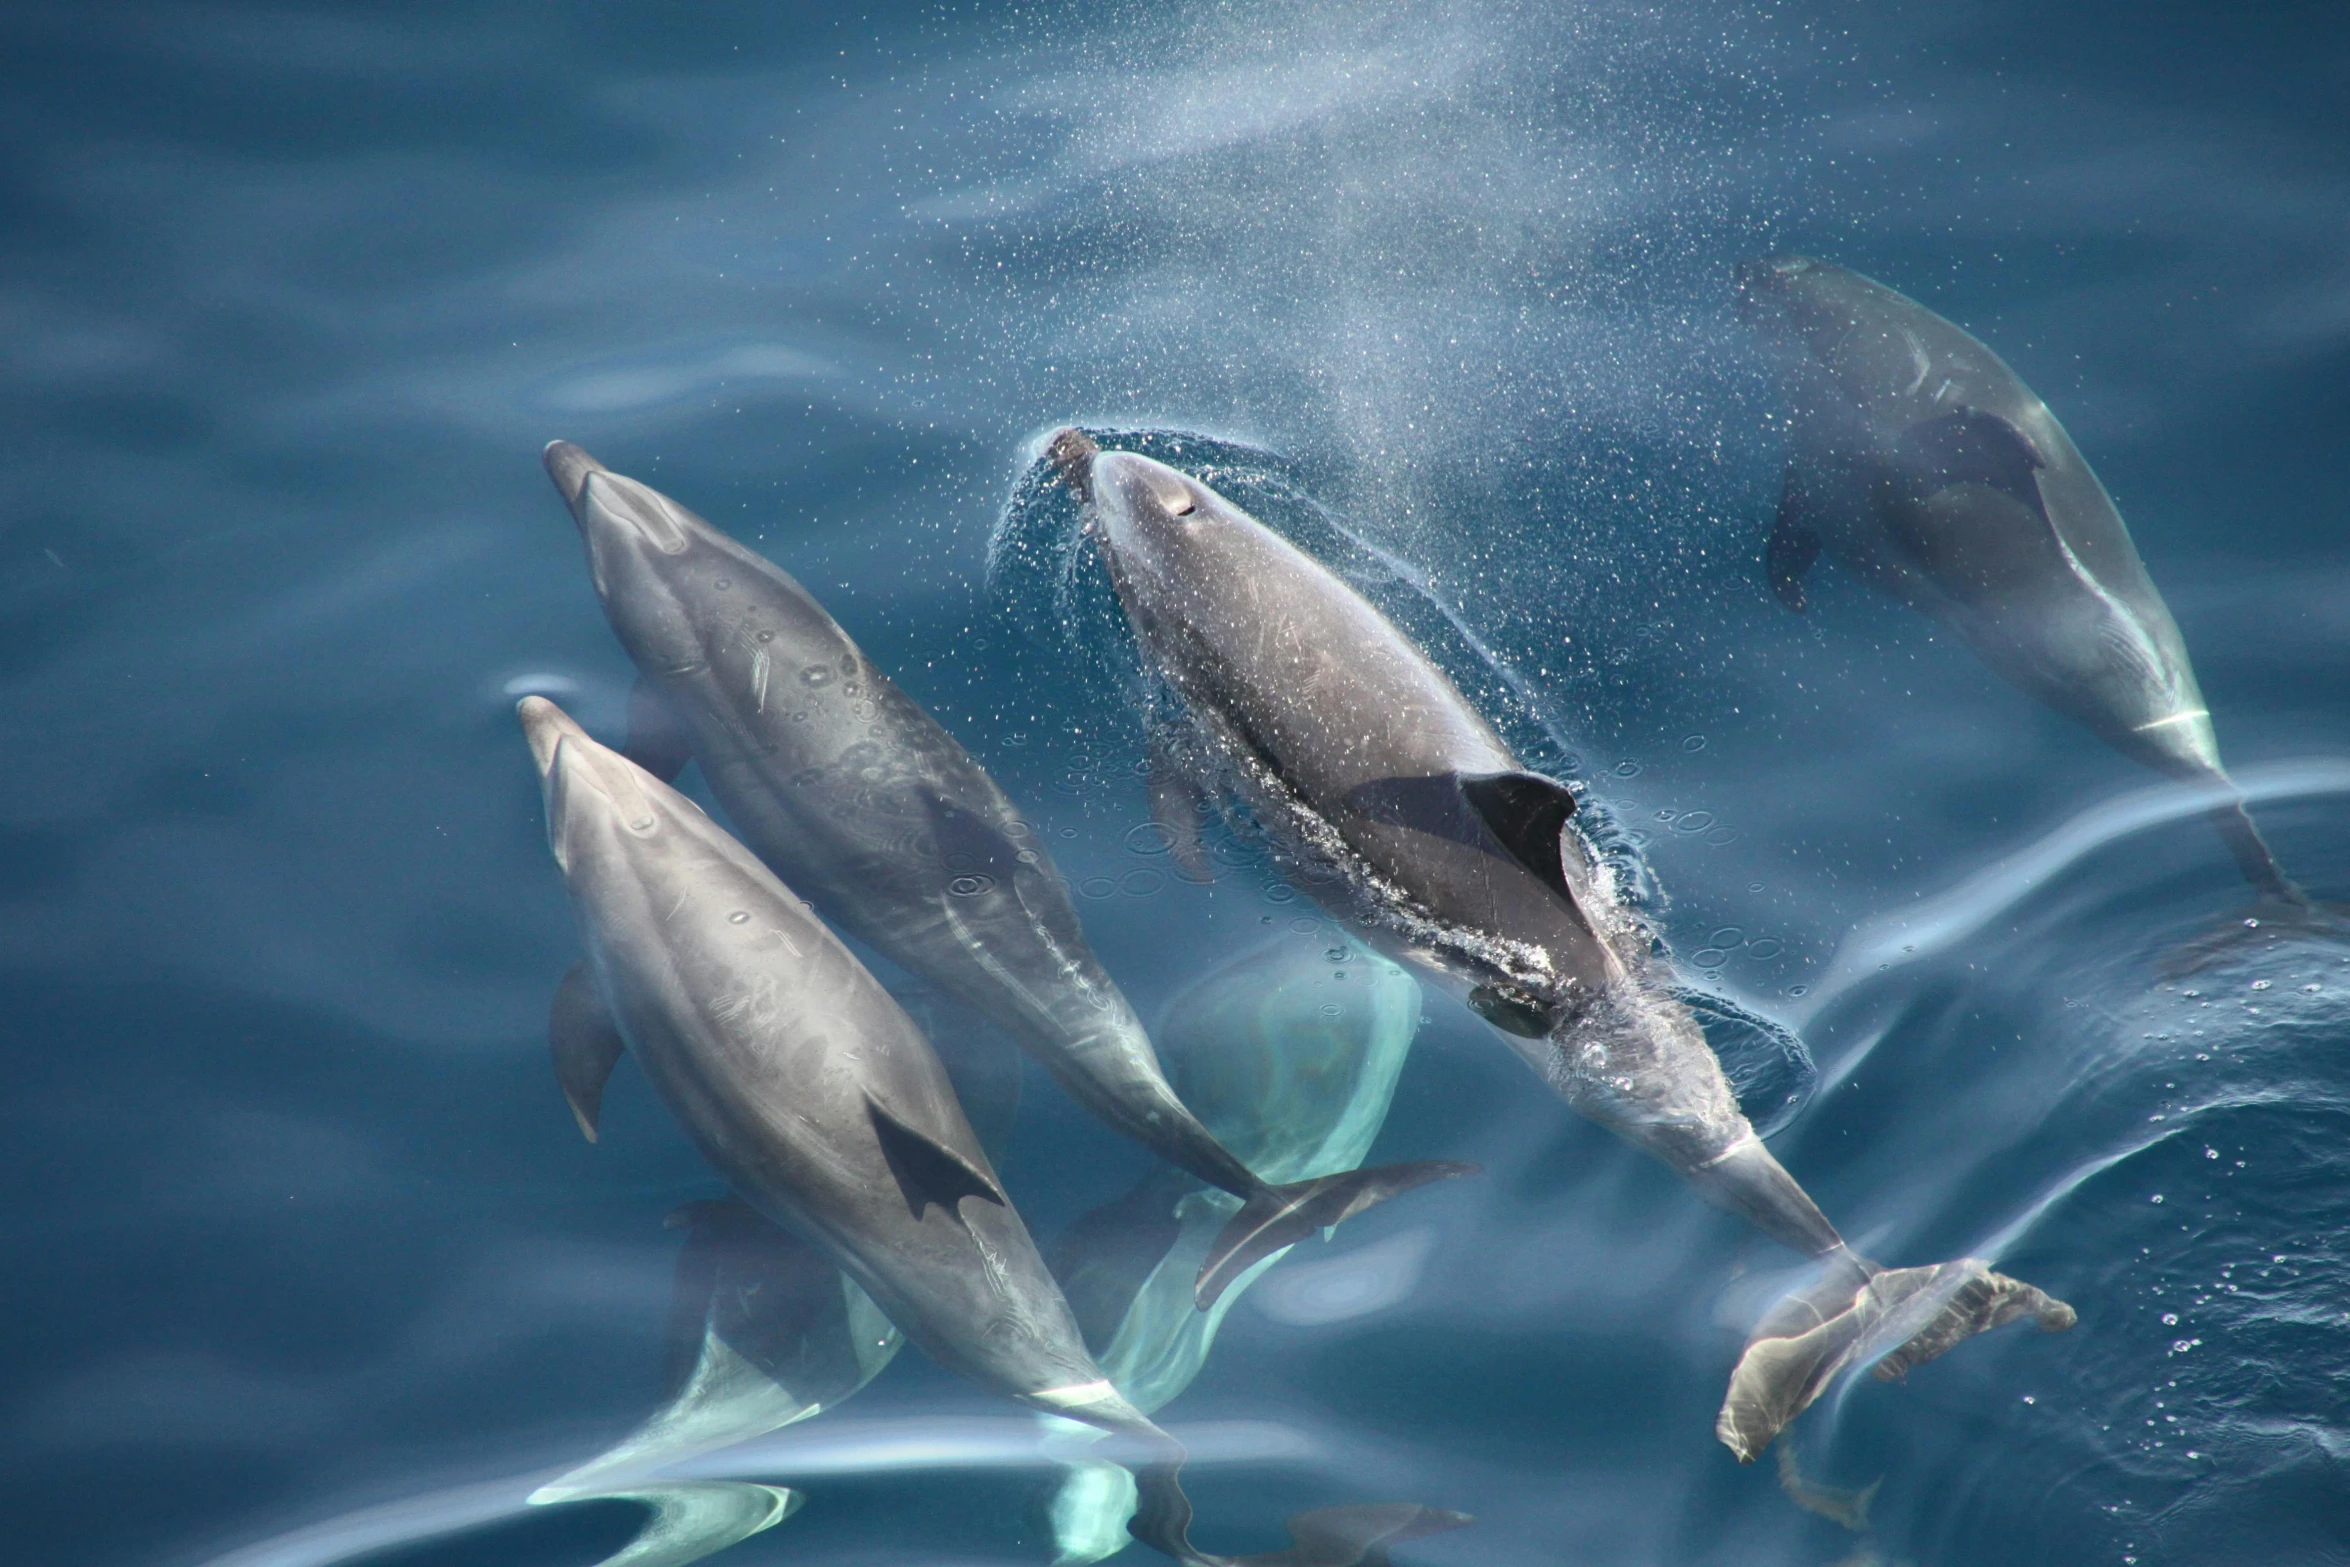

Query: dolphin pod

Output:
[1735, 253, 2308, 914]
[1047, 428, 2076, 1461]
[538, 442, 1469, 1307]
[518, 695, 1466, 1566]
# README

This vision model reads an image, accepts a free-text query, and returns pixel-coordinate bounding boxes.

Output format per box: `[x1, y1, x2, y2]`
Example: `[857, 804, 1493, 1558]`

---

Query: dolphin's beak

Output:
[1045, 427, 1100, 502]
[517, 694, 586, 781]
[543, 441, 605, 509]
[542, 447, 694, 554]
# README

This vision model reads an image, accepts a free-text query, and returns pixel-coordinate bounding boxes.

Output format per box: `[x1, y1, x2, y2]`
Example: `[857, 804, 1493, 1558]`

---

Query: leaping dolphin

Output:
[517, 696, 1466, 1567]
[1736, 253, 2307, 914]
[538, 443, 1469, 1307]
[1046, 430, 2074, 1461]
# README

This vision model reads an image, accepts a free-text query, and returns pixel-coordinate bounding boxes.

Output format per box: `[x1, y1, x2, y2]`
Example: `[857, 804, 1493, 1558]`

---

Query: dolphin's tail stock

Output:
[1056, 1392, 1469, 1567]
[2156, 798, 2350, 976]
[1196, 1161, 1478, 1310]
[1715, 1249, 2075, 1462]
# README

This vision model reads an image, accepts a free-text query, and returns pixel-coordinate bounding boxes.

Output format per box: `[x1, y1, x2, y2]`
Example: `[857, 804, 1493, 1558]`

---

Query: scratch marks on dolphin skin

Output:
[752, 647, 772, 715]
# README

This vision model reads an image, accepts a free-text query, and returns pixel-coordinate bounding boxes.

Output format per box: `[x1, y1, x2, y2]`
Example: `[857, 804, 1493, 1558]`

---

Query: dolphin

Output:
[536, 442, 1467, 1307]
[1044, 939, 1429, 1564]
[518, 696, 1465, 1566]
[1047, 430, 2074, 1461]
[522, 1198, 901, 1566]
[1735, 253, 2305, 910]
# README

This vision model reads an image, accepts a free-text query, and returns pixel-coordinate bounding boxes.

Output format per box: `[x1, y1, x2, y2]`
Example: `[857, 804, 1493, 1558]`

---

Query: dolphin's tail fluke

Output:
[1196, 1161, 1477, 1310]
[1716, 1251, 2074, 1462]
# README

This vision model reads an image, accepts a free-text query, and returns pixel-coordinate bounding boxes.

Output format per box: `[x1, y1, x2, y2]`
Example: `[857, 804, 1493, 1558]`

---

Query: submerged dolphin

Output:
[524, 1199, 901, 1567]
[1045, 940, 1429, 1564]
[538, 443, 1467, 1306]
[1047, 430, 2074, 1460]
[1736, 253, 2302, 908]
[518, 696, 1464, 1566]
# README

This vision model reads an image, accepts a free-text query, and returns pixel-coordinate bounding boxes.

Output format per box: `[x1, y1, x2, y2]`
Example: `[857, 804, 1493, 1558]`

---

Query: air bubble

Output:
[2250, 980, 2271, 991]
[1692, 948, 1730, 967]
[801, 667, 833, 687]
[727, 911, 750, 924]
[1079, 877, 1116, 899]
[1123, 823, 1174, 856]
[1705, 828, 1738, 846]
[1612, 760, 1641, 777]
[1319, 1003, 1342, 1018]
[756, 629, 773, 642]
[1786, 984, 1809, 997]
[1673, 811, 1715, 834]
[1747, 938, 1784, 960]
[1289, 917, 1321, 936]
[948, 875, 995, 898]
[1682, 734, 1707, 751]
[713, 577, 731, 589]
[1119, 869, 1164, 897]
[1710, 927, 1745, 947]
[631, 817, 653, 830]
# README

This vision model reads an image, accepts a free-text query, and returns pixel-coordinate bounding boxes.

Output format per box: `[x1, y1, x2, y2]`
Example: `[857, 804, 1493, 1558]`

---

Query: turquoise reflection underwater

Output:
[1042, 938, 1425, 1563]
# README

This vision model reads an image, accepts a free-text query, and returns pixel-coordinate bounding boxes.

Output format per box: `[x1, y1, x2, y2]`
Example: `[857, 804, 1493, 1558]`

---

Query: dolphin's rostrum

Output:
[1736, 253, 2309, 915]
[539, 442, 1470, 1308]
[1048, 429, 2074, 1460]
[517, 695, 1465, 1566]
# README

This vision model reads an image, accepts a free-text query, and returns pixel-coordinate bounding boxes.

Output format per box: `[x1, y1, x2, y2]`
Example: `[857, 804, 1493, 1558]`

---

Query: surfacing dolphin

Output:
[1736, 253, 2310, 918]
[1046, 429, 2074, 1461]
[517, 696, 1466, 1567]
[538, 442, 1468, 1307]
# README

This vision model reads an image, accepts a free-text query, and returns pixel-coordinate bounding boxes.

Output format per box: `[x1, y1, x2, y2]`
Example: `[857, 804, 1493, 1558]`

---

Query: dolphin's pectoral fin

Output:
[865, 1095, 1007, 1220]
[551, 960, 627, 1142]
[1458, 771, 1578, 901]
[1765, 468, 1824, 613]
[1146, 738, 1215, 883]
[1898, 407, 2047, 518]
[622, 675, 695, 784]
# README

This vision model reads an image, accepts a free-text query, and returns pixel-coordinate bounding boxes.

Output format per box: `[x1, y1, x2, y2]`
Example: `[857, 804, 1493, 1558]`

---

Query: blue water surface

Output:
[5, 4, 2349, 1565]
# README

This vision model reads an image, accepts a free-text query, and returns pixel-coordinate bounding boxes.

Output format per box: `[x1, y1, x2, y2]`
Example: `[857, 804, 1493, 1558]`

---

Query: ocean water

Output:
[5, 4, 2348, 1566]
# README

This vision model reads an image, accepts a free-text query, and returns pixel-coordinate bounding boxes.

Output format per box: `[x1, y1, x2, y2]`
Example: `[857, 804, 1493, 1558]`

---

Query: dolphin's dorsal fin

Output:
[550, 959, 627, 1142]
[1458, 772, 1578, 901]
[1766, 466, 1826, 613]
[865, 1095, 1006, 1220]
[622, 674, 696, 784]
[1898, 407, 2046, 517]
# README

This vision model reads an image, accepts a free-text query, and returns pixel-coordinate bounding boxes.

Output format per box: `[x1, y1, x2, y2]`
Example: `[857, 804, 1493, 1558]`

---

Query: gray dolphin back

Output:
[539, 443, 1470, 1308]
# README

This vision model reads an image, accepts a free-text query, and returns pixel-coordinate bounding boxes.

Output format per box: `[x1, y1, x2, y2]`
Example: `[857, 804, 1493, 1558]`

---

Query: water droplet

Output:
[2162, 1313, 2178, 1325]
[1325, 946, 1349, 963]
[1786, 984, 1809, 997]
[1079, 877, 1116, 899]
[948, 875, 995, 898]
[1289, 917, 1321, 936]
[2151, 1194, 2165, 1204]
[1705, 828, 1738, 846]
[1319, 1003, 1342, 1018]
[1119, 869, 1164, 897]
[756, 629, 773, 642]
[631, 817, 653, 830]
[1681, 734, 1707, 751]
[2245, 918, 2260, 928]
[1123, 822, 1173, 856]
[1747, 882, 1764, 892]
[712, 577, 731, 589]
[1673, 811, 1715, 834]
[727, 911, 750, 924]
[1747, 938, 1784, 961]
[1692, 948, 1730, 967]
[801, 666, 832, 687]
[1710, 927, 1745, 948]
[2250, 980, 2272, 991]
